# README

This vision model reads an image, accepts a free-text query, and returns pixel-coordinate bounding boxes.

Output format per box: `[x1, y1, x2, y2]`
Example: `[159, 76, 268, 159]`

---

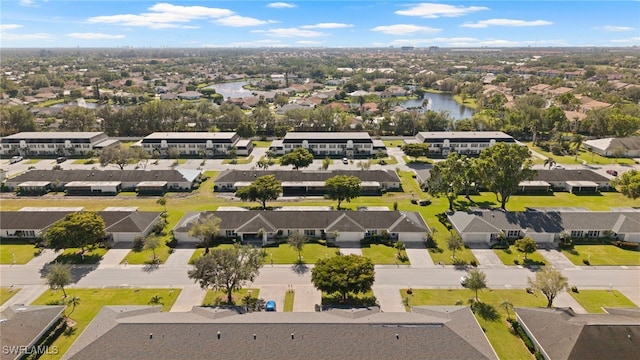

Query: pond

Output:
[211, 81, 475, 120]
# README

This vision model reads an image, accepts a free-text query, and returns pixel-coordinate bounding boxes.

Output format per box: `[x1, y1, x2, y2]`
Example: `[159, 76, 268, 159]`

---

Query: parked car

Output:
[265, 300, 276, 312]
[460, 275, 469, 287]
[342, 158, 349, 164]
[553, 165, 565, 170]
[606, 169, 618, 176]
[56, 156, 67, 163]
[9, 156, 23, 164]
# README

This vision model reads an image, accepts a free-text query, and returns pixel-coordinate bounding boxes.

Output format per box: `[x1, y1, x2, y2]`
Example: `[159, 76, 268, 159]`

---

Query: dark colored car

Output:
[56, 157, 67, 163]
[606, 169, 618, 176]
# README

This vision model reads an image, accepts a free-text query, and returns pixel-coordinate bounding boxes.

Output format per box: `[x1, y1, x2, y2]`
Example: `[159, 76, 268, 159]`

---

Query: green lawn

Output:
[569, 290, 638, 313]
[24, 159, 40, 164]
[404, 289, 548, 360]
[222, 155, 254, 165]
[52, 247, 108, 264]
[322, 290, 377, 307]
[361, 244, 410, 265]
[188, 244, 235, 264]
[283, 290, 295, 312]
[202, 288, 259, 306]
[493, 246, 547, 266]
[263, 243, 339, 264]
[252, 140, 272, 148]
[526, 142, 636, 165]
[31, 288, 180, 360]
[123, 212, 185, 265]
[383, 140, 403, 148]
[371, 156, 398, 165]
[0, 243, 41, 264]
[1, 287, 20, 305]
[561, 245, 640, 266]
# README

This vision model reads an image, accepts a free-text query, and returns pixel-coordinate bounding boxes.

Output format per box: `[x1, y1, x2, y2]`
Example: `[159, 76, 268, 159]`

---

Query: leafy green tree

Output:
[612, 170, 640, 200]
[43, 211, 107, 253]
[322, 156, 331, 170]
[256, 157, 274, 170]
[466, 269, 487, 301]
[514, 94, 546, 145]
[188, 215, 222, 251]
[528, 267, 568, 308]
[280, 147, 314, 170]
[311, 254, 375, 302]
[402, 143, 430, 158]
[60, 106, 97, 132]
[428, 152, 465, 211]
[478, 143, 536, 210]
[0, 105, 38, 136]
[144, 236, 163, 264]
[515, 237, 537, 260]
[608, 114, 640, 137]
[447, 231, 464, 260]
[325, 175, 361, 209]
[543, 157, 557, 169]
[236, 175, 282, 209]
[501, 299, 514, 320]
[156, 196, 167, 213]
[188, 245, 264, 304]
[459, 156, 481, 200]
[287, 231, 308, 262]
[99, 146, 135, 170]
[45, 263, 72, 297]
[236, 120, 256, 138]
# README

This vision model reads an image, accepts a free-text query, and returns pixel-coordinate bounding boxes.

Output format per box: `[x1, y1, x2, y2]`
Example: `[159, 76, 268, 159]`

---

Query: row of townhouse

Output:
[404, 131, 516, 156]
[269, 132, 387, 158]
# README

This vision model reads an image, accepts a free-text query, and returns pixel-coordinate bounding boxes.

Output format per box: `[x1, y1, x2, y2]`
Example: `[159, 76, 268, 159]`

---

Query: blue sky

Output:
[1, 1, 638, 48]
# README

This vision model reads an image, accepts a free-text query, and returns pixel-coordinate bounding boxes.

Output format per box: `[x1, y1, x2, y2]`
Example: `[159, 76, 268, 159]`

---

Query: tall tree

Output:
[402, 143, 430, 158]
[311, 254, 375, 302]
[543, 157, 557, 170]
[156, 196, 167, 213]
[280, 147, 314, 170]
[99, 146, 135, 170]
[144, 236, 163, 264]
[501, 300, 514, 320]
[236, 175, 282, 209]
[61, 106, 97, 132]
[528, 267, 568, 308]
[45, 263, 72, 297]
[515, 237, 537, 260]
[188, 215, 222, 251]
[0, 105, 38, 136]
[478, 143, 536, 210]
[447, 231, 464, 260]
[188, 245, 264, 304]
[465, 269, 487, 302]
[325, 175, 361, 209]
[287, 231, 308, 262]
[612, 170, 640, 200]
[514, 94, 546, 144]
[428, 152, 464, 211]
[66, 296, 81, 318]
[42, 211, 107, 253]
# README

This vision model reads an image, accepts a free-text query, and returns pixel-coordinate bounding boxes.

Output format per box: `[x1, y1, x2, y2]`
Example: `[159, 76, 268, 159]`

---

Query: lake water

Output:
[211, 81, 475, 120]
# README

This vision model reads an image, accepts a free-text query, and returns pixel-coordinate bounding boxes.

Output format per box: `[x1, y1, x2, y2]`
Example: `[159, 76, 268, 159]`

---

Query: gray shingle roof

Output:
[0, 305, 65, 357]
[215, 169, 400, 184]
[283, 132, 373, 141]
[64, 306, 497, 360]
[0, 211, 161, 234]
[7, 169, 199, 186]
[175, 210, 429, 234]
[534, 169, 609, 183]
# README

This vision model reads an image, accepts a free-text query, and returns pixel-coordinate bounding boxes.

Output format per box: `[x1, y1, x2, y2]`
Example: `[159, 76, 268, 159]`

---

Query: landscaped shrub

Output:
[583, 258, 590, 265]
[133, 236, 145, 251]
[614, 241, 639, 250]
[511, 320, 536, 354]
[470, 259, 477, 267]
[571, 286, 579, 293]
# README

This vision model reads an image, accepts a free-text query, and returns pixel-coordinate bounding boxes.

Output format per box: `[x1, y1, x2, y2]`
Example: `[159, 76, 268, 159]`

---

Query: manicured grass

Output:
[402, 155, 432, 164]
[24, 159, 40, 164]
[222, 155, 254, 165]
[361, 244, 410, 265]
[322, 290, 377, 307]
[1, 287, 20, 305]
[188, 244, 236, 264]
[463, 191, 639, 211]
[123, 212, 183, 265]
[403, 288, 548, 360]
[397, 170, 424, 195]
[371, 156, 398, 165]
[32, 288, 180, 360]
[253, 140, 272, 148]
[0, 243, 41, 264]
[493, 246, 547, 266]
[202, 288, 259, 306]
[52, 247, 108, 264]
[526, 142, 636, 165]
[283, 290, 295, 312]
[71, 158, 98, 165]
[561, 245, 640, 266]
[569, 290, 637, 313]
[453, 94, 478, 109]
[263, 243, 339, 264]
[383, 140, 402, 148]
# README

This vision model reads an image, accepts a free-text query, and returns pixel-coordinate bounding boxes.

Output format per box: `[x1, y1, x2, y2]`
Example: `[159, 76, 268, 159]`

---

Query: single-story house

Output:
[0, 210, 162, 243]
[448, 209, 640, 245]
[5, 169, 202, 195]
[515, 307, 640, 360]
[213, 169, 401, 195]
[62, 305, 497, 360]
[174, 210, 429, 245]
[584, 137, 640, 158]
[529, 170, 611, 193]
[0, 305, 66, 360]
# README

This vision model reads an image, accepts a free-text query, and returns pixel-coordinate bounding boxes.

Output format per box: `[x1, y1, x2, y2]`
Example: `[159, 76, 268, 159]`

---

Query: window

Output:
[570, 230, 583, 237]
[587, 230, 600, 238]
[304, 229, 315, 236]
[507, 230, 520, 238]
[366, 229, 378, 236]
[225, 230, 236, 237]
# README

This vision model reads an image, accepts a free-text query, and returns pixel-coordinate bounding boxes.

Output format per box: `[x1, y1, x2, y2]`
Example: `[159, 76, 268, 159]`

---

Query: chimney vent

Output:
[291, 333, 295, 340]
[149, 333, 153, 339]
[217, 331, 221, 340]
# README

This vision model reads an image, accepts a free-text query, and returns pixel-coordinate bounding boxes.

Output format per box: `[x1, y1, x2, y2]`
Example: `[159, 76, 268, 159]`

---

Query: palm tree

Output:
[543, 157, 557, 169]
[569, 134, 584, 160]
[156, 196, 167, 213]
[66, 296, 80, 318]
[501, 299, 513, 320]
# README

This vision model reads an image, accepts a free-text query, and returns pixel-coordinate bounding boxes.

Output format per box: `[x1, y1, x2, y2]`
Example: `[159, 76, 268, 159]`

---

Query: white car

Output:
[460, 275, 469, 287]
[342, 158, 349, 164]
[9, 156, 23, 164]
[553, 165, 565, 170]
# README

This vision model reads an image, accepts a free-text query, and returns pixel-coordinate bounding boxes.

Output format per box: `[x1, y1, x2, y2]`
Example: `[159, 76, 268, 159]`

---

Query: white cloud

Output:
[611, 37, 640, 43]
[597, 25, 635, 32]
[267, 2, 296, 8]
[296, 40, 323, 45]
[215, 16, 275, 27]
[0, 24, 23, 31]
[252, 28, 325, 37]
[395, 3, 488, 18]
[461, 19, 553, 28]
[203, 39, 286, 47]
[301, 23, 354, 29]
[87, 2, 234, 29]
[0, 32, 51, 40]
[19, 0, 36, 7]
[371, 24, 441, 35]
[68, 33, 126, 39]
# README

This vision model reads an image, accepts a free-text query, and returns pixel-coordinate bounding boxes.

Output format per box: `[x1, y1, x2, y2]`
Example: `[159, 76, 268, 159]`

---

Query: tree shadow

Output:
[142, 263, 160, 273]
[322, 293, 377, 307]
[471, 301, 501, 322]
[291, 263, 309, 275]
[52, 252, 103, 265]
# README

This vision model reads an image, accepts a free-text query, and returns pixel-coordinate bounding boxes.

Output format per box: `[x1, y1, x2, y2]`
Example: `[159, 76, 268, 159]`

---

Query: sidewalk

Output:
[339, 243, 362, 256]
[170, 284, 206, 312]
[554, 292, 587, 314]
[405, 246, 435, 268]
[0, 285, 47, 311]
[25, 249, 59, 267]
